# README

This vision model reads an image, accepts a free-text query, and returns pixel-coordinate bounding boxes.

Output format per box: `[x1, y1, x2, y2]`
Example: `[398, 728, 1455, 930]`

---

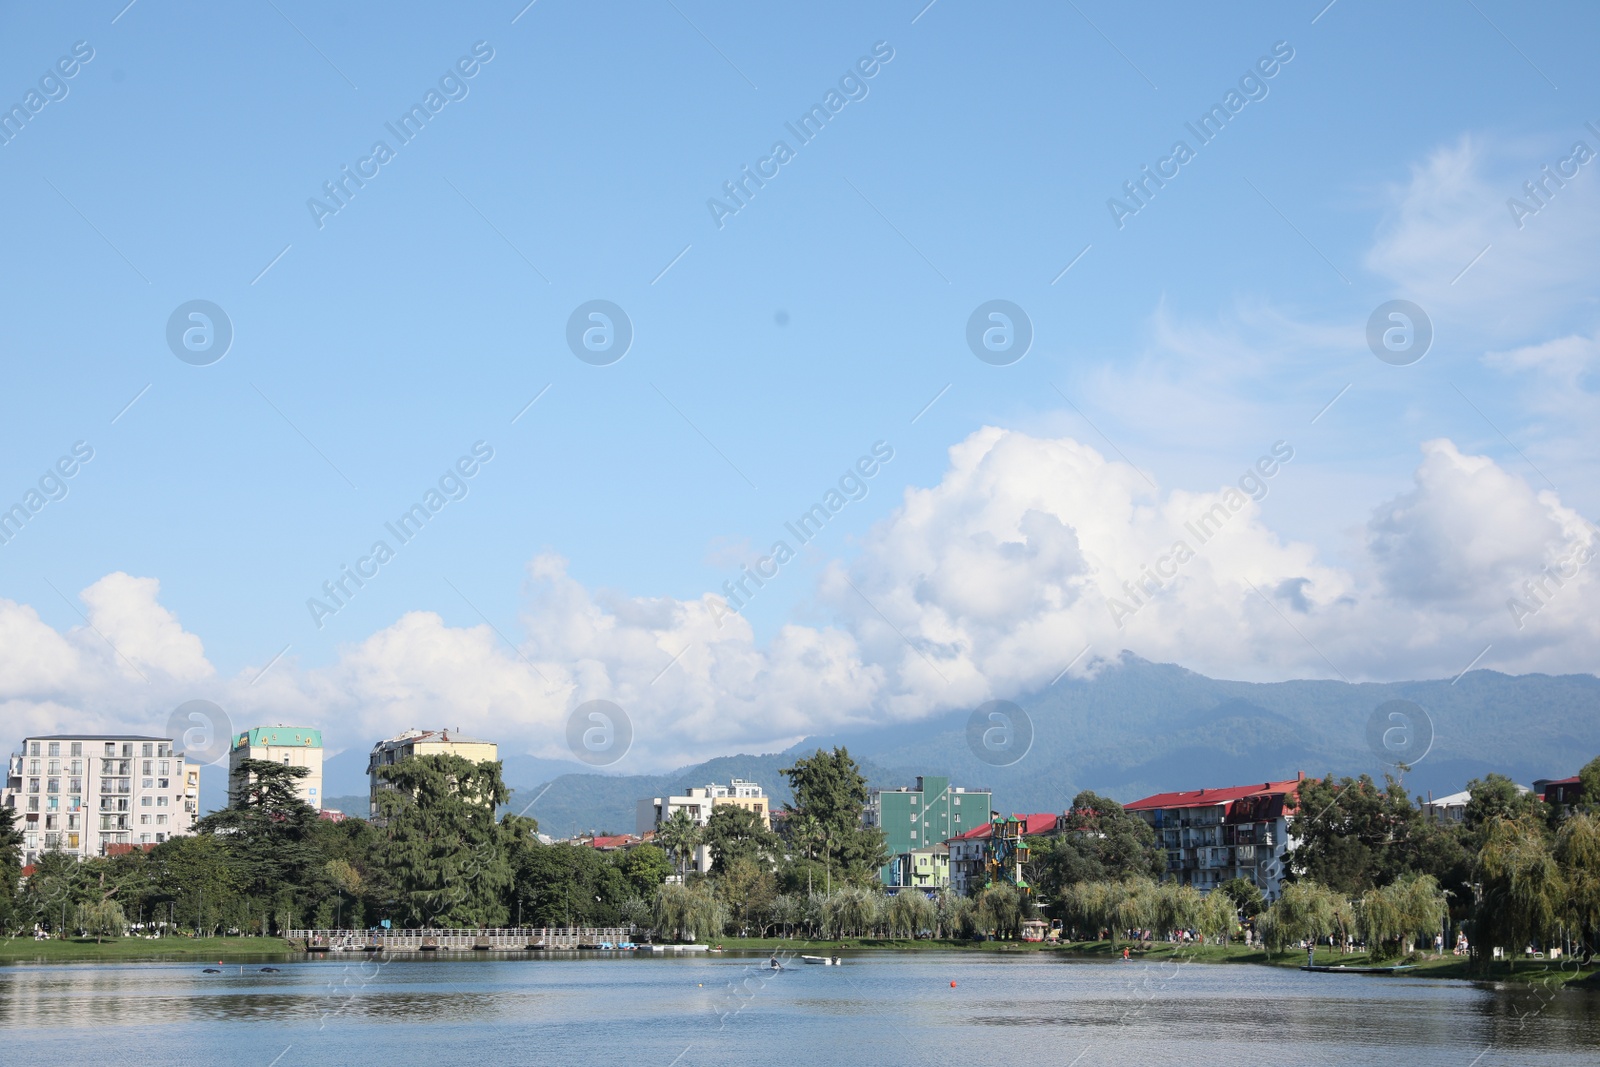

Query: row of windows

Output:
[25, 741, 173, 759]
[25, 777, 177, 794]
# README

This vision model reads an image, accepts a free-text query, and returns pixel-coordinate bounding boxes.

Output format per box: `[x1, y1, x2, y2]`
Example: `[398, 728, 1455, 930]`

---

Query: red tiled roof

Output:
[950, 812, 1059, 841]
[1124, 777, 1305, 812]
[104, 843, 158, 857]
[589, 835, 635, 849]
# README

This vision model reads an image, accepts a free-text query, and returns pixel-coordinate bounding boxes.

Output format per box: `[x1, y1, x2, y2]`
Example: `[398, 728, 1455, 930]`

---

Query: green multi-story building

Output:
[865, 775, 991, 888]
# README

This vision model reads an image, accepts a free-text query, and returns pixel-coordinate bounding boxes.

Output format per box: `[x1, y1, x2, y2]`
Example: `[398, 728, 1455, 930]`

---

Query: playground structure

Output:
[982, 813, 1031, 895]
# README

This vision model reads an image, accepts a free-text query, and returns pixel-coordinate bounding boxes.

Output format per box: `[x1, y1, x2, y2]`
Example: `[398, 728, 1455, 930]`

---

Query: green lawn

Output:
[0, 935, 296, 964]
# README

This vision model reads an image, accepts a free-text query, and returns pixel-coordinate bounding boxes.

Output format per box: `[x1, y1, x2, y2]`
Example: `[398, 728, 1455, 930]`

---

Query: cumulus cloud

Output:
[2, 431, 1596, 770]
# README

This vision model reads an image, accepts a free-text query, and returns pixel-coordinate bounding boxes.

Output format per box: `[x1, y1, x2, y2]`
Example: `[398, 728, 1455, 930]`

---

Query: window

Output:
[26, 798, 38, 813]
[142, 743, 153, 758]
[954, 797, 961, 806]
[155, 833, 166, 843]
[141, 797, 153, 807]
[44, 815, 57, 830]
[29, 742, 40, 757]
[27, 759, 39, 776]
[48, 759, 60, 775]
[142, 779, 154, 789]
[104, 743, 115, 757]
[158, 743, 170, 758]
[69, 779, 81, 794]
[142, 760, 152, 775]
[48, 742, 60, 757]
[27, 779, 38, 794]
[159, 760, 170, 775]
[139, 833, 151, 844]
[158, 778, 169, 790]
[140, 815, 151, 825]
[121, 744, 132, 758]
[47, 778, 59, 794]
[70, 760, 81, 775]
[70, 743, 82, 757]
[66, 833, 79, 849]
[157, 796, 169, 808]
[46, 796, 58, 812]
[156, 814, 167, 825]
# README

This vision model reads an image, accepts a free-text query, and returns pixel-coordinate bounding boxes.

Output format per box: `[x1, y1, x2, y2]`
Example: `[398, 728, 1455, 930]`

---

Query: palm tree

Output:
[657, 808, 703, 878]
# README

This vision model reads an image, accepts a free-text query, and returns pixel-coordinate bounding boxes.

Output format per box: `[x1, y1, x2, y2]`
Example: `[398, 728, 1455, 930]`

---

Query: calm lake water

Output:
[2, 951, 1597, 1066]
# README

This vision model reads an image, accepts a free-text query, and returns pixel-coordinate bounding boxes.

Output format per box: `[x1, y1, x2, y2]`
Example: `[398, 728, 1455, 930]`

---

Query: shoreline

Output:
[3, 934, 1594, 989]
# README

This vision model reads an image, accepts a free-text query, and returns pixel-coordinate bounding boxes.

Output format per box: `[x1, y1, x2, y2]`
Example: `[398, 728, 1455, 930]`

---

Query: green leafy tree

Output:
[377, 754, 513, 927]
[510, 842, 629, 927]
[616, 844, 674, 899]
[715, 855, 777, 935]
[702, 804, 781, 874]
[1577, 754, 1600, 816]
[1218, 877, 1264, 919]
[780, 748, 888, 887]
[1463, 774, 1538, 830]
[1035, 791, 1163, 897]
[1289, 773, 1421, 895]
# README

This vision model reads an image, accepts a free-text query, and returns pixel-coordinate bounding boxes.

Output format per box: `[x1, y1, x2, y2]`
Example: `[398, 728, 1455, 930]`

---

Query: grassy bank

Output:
[0, 936, 295, 964]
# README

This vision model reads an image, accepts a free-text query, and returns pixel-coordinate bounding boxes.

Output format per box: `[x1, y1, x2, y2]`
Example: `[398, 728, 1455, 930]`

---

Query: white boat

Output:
[800, 954, 842, 965]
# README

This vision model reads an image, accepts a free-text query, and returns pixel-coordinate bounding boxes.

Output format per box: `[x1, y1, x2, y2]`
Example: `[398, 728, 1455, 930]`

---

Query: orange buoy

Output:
[950, 980, 957, 987]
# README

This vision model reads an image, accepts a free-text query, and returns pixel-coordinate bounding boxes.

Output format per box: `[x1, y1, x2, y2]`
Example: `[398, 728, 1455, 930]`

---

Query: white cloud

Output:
[1, 430, 1596, 770]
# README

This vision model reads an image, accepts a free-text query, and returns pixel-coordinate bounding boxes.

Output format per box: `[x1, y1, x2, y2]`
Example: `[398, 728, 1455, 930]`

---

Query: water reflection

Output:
[1, 954, 1595, 1067]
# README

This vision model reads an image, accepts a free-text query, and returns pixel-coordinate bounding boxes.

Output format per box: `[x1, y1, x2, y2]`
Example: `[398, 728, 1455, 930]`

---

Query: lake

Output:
[2, 951, 1597, 1066]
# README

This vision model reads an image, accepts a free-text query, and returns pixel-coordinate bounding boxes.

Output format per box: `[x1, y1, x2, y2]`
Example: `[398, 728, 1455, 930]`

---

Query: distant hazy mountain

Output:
[501, 654, 1600, 835]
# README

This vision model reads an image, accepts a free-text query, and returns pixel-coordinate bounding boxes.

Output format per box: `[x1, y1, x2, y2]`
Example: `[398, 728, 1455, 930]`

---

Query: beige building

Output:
[367, 729, 498, 823]
[2, 735, 199, 866]
[229, 727, 324, 810]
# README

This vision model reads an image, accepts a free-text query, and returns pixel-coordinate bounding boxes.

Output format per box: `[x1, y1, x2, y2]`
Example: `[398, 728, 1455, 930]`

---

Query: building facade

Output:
[946, 812, 1059, 894]
[635, 779, 770, 874]
[1123, 774, 1305, 901]
[865, 775, 990, 887]
[2, 735, 199, 867]
[896, 844, 950, 891]
[366, 729, 498, 824]
[1533, 774, 1585, 814]
[229, 726, 324, 810]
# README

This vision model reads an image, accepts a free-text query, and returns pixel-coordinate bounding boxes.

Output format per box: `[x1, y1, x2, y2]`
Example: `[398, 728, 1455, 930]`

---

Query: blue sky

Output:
[2, 1, 1598, 770]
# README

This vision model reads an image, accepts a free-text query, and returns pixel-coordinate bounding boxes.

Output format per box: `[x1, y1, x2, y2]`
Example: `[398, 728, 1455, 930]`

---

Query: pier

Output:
[287, 927, 636, 952]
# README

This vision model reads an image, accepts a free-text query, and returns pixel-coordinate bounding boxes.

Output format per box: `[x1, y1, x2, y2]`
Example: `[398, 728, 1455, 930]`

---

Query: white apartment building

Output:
[229, 726, 324, 810]
[2, 735, 200, 867]
[636, 778, 769, 874]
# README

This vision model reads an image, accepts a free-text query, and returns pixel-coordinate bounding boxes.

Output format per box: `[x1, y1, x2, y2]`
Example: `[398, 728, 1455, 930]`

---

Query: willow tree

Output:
[1197, 889, 1239, 945]
[654, 881, 723, 942]
[887, 891, 936, 939]
[1555, 814, 1600, 964]
[376, 753, 513, 928]
[1474, 816, 1565, 971]
[823, 886, 880, 938]
[1260, 881, 1346, 957]
[974, 882, 1027, 940]
[935, 889, 975, 939]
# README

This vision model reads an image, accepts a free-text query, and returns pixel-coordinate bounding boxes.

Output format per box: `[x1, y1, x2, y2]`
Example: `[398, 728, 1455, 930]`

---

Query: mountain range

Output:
[314, 654, 1596, 835]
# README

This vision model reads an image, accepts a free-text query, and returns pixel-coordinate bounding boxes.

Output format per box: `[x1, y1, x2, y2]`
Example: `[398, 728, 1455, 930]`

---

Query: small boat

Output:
[801, 955, 842, 965]
[1301, 964, 1416, 975]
